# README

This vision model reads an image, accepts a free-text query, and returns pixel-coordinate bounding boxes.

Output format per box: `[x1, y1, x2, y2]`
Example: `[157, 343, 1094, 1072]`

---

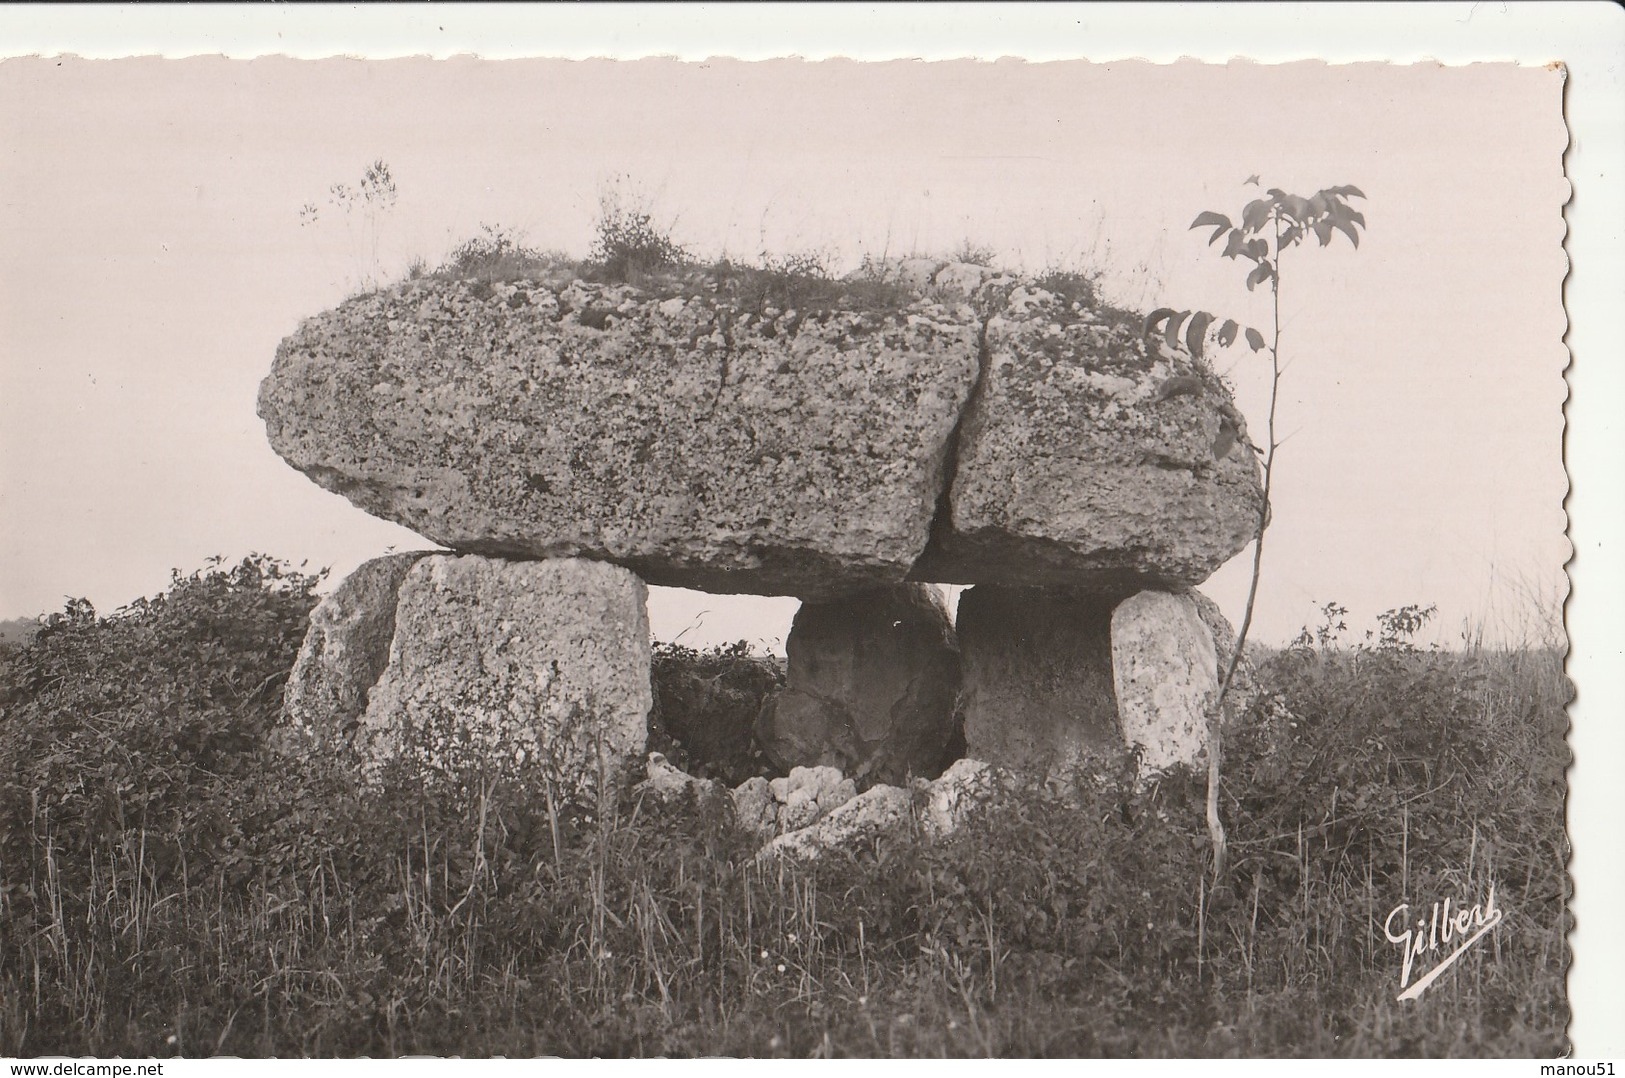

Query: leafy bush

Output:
[0, 555, 323, 890]
[1033, 266, 1103, 312]
[950, 239, 999, 267]
[648, 640, 784, 786]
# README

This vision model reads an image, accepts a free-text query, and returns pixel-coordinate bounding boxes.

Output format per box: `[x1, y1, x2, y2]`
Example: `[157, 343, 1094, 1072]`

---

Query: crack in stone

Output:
[705, 309, 735, 418]
[912, 307, 993, 575]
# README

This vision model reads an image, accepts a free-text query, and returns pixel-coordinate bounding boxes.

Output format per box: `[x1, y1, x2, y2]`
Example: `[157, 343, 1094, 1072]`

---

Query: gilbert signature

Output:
[1383, 884, 1503, 1001]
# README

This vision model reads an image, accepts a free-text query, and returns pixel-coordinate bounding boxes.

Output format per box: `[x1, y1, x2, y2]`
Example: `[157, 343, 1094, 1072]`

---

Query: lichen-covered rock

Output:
[911, 280, 1264, 590]
[955, 585, 1125, 779]
[756, 784, 914, 861]
[755, 584, 961, 784]
[355, 555, 651, 804]
[636, 751, 721, 806]
[914, 757, 998, 839]
[730, 776, 779, 840]
[258, 275, 981, 600]
[769, 764, 857, 831]
[280, 552, 430, 750]
[1110, 589, 1221, 772]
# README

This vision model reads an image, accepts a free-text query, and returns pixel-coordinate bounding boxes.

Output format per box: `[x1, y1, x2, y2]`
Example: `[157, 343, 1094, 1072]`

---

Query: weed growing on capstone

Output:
[436, 224, 574, 286]
[417, 226, 920, 317]
[949, 239, 1000, 268]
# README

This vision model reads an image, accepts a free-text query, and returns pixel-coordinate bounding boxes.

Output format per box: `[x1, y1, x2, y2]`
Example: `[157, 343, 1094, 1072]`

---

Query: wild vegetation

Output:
[417, 219, 967, 325]
[0, 558, 1569, 1057]
[317, 163, 1122, 323]
[299, 159, 401, 294]
[648, 640, 785, 788]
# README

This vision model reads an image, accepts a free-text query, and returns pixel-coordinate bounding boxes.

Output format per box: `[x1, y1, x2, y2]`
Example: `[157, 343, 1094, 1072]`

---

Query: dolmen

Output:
[261, 257, 1263, 841]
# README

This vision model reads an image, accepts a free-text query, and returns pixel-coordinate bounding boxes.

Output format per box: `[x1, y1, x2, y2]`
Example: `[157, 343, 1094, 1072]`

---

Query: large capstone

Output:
[755, 583, 962, 785]
[352, 554, 651, 804]
[911, 277, 1265, 590]
[954, 584, 1126, 780]
[258, 275, 981, 600]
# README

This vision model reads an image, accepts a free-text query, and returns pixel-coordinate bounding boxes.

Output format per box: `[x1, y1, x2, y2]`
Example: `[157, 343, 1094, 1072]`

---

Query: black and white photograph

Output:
[1, 4, 1620, 1062]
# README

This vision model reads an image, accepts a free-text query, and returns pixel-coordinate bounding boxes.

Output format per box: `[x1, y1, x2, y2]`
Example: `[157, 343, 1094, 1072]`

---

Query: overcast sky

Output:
[0, 54, 1569, 649]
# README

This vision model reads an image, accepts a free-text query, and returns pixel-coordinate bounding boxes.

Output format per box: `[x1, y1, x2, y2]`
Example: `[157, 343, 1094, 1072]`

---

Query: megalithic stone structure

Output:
[266, 259, 1261, 796]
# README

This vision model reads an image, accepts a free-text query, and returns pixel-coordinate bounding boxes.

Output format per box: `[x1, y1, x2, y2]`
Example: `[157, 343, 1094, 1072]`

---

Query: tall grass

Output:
[0, 574, 1571, 1057]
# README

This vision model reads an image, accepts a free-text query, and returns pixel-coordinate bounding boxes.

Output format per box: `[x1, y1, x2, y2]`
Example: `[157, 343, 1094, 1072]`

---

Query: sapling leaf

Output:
[1192, 211, 1232, 246]
[1332, 213, 1362, 248]
[1242, 199, 1272, 232]
[1217, 319, 1239, 347]
[1186, 311, 1214, 359]
[1244, 327, 1266, 352]
[1165, 310, 1193, 353]
[1143, 307, 1177, 339]
[1246, 262, 1273, 291]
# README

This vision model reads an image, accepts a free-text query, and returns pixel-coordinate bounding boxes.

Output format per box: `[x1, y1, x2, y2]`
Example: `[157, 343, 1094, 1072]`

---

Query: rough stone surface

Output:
[730, 776, 779, 840]
[636, 752, 721, 806]
[755, 759, 1005, 859]
[1185, 586, 1259, 717]
[911, 278, 1264, 590]
[259, 275, 981, 600]
[355, 555, 651, 803]
[914, 757, 998, 839]
[955, 585, 1125, 779]
[769, 765, 858, 831]
[757, 785, 914, 861]
[755, 584, 961, 785]
[281, 552, 430, 750]
[1110, 590, 1221, 772]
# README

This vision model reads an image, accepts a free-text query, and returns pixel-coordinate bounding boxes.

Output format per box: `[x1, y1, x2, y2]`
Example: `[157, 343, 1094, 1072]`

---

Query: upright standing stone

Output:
[1184, 586, 1257, 717]
[281, 552, 430, 750]
[356, 555, 652, 804]
[955, 585, 1125, 780]
[1110, 589, 1221, 772]
[756, 584, 962, 785]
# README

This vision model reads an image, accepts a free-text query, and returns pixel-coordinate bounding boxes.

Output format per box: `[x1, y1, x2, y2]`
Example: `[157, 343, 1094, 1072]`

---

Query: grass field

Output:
[0, 559, 1571, 1057]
